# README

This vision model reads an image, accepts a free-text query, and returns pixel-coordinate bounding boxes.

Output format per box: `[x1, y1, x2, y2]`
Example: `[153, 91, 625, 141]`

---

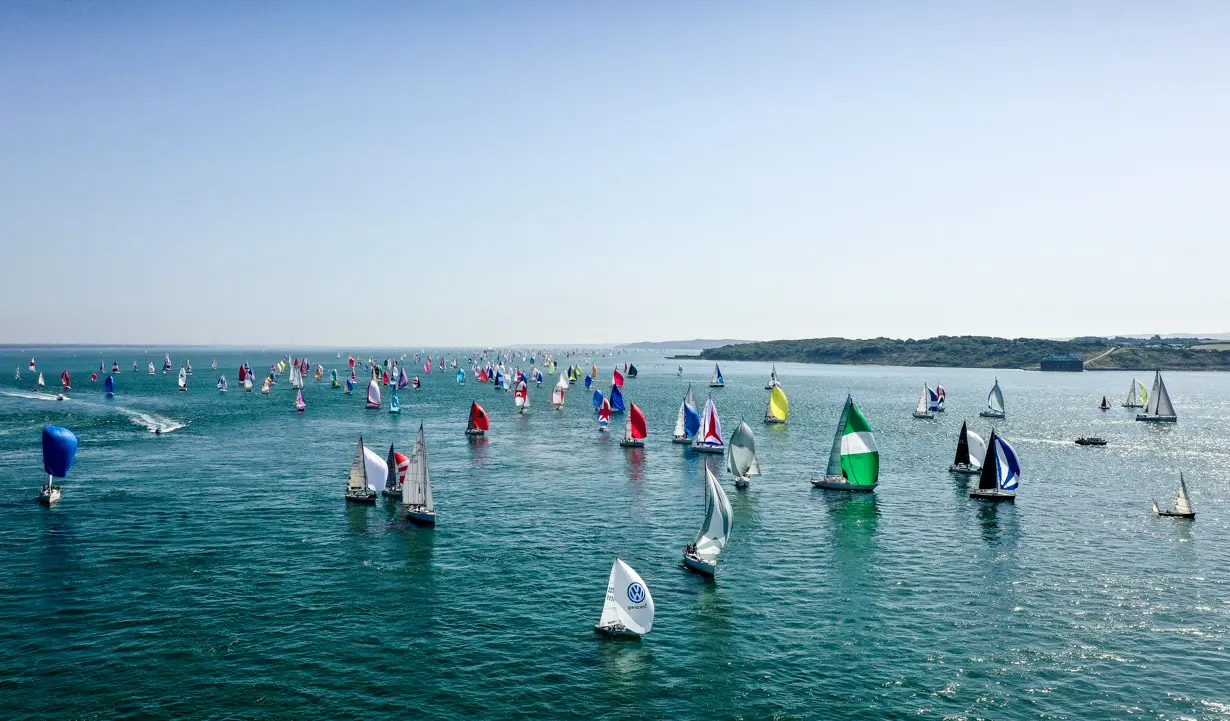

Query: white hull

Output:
[912, 412, 934, 419]
[734, 476, 751, 489]
[978, 411, 1005, 419]
[671, 435, 693, 444]
[948, 463, 980, 475]
[594, 623, 641, 638]
[1136, 415, 1177, 423]
[691, 444, 725, 454]
[683, 551, 716, 576]
[38, 485, 61, 505]
[345, 491, 377, 504]
[405, 505, 436, 524]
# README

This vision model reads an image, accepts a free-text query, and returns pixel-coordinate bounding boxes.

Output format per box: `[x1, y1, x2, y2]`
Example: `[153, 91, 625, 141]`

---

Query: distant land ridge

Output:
[619, 339, 756, 350]
[699, 335, 1230, 371]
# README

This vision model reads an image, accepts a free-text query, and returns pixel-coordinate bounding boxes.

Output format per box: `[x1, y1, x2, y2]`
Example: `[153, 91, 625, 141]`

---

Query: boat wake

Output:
[114, 407, 187, 434]
[1, 390, 64, 402]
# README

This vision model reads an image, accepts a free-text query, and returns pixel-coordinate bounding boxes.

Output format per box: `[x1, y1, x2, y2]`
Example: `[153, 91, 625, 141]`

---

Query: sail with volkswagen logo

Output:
[594, 558, 655, 637]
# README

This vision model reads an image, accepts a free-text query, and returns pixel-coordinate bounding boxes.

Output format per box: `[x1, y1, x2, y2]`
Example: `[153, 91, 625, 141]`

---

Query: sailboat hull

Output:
[734, 476, 751, 489]
[594, 623, 641, 638]
[345, 491, 377, 504]
[619, 440, 644, 448]
[381, 488, 401, 498]
[690, 444, 725, 454]
[1135, 415, 1177, 423]
[465, 429, 485, 436]
[948, 463, 981, 475]
[763, 417, 786, 425]
[1121, 402, 1143, 408]
[1156, 510, 1195, 519]
[683, 551, 716, 576]
[810, 477, 876, 492]
[912, 411, 934, 419]
[405, 506, 436, 525]
[708, 383, 724, 388]
[978, 411, 1005, 418]
[969, 490, 1015, 502]
[38, 485, 61, 505]
[365, 403, 379, 410]
[671, 435, 693, 444]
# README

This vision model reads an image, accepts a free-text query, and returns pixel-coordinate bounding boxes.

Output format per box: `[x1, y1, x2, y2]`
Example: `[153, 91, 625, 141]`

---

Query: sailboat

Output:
[764, 385, 788, 425]
[295, 387, 306, 413]
[466, 401, 490, 436]
[810, 395, 879, 492]
[691, 395, 725, 454]
[1122, 377, 1148, 409]
[620, 403, 647, 448]
[980, 378, 1006, 418]
[514, 379, 530, 414]
[672, 384, 700, 444]
[612, 368, 624, 387]
[211, 359, 218, 370]
[389, 388, 401, 414]
[344, 435, 383, 503]
[912, 385, 936, 419]
[709, 364, 725, 388]
[683, 466, 734, 575]
[29, 358, 36, 373]
[1099, 395, 1111, 411]
[969, 429, 1019, 501]
[36, 372, 45, 391]
[243, 375, 253, 392]
[104, 375, 115, 397]
[314, 365, 323, 381]
[949, 421, 986, 475]
[177, 366, 187, 391]
[366, 379, 382, 409]
[111, 361, 120, 373]
[677, 365, 683, 377]
[185, 360, 193, 376]
[456, 368, 465, 385]
[61, 370, 71, 390]
[627, 364, 638, 378]
[728, 421, 761, 488]
[412, 376, 421, 390]
[330, 369, 340, 388]
[594, 559, 654, 637]
[1153, 472, 1195, 519]
[344, 377, 354, 394]
[1135, 371, 1177, 423]
[148, 361, 156, 375]
[14, 367, 20, 381]
[764, 365, 779, 390]
[402, 423, 436, 524]
[381, 444, 403, 498]
[38, 426, 78, 505]
[217, 375, 227, 393]
[552, 373, 567, 409]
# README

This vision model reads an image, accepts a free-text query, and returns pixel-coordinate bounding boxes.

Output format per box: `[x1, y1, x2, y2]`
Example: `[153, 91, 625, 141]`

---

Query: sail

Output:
[593, 390, 604, 410]
[988, 380, 1004, 413]
[838, 399, 879, 486]
[42, 426, 79, 478]
[468, 401, 490, 431]
[610, 384, 625, 412]
[728, 421, 760, 477]
[362, 446, 388, 493]
[37, 372, 44, 387]
[295, 388, 306, 410]
[966, 430, 986, 470]
[597, 559, 654, 635]
[927, 386, 942, 412]
[697, 396, 723, 446]
[456, 369, 465, 384]
[684, 386, 700, 437]
[261, 377, 271, 393]
[712, 364, 724, 384]
[105, 375, 115, 394]
[348, 437, 368, 492]
[364, 379, 380, 406]
[992, 435, 1020, 491]
[953, 421, 971, 465]
[1147, 371, 1176, 418]
[694, 466, 735, 562]
[178, 367, 187, 388]
[768, 365, 777, 386]
[390, 390, 400, 412]
[402, 424, 433, 511]
[766, 385, 788, 421]
[915, 387, 929, 415]
[673, 384, 693, 437]
[514, 380, 528, 407]
[382, 445, 398, 492]
[613, 368, 624, 387]
[1175, 473, 1193, 515]
[626, 403, 647, 440]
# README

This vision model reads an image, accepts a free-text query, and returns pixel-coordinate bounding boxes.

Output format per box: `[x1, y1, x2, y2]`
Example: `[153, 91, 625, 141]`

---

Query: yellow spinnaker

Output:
[769, 385, 788, 420]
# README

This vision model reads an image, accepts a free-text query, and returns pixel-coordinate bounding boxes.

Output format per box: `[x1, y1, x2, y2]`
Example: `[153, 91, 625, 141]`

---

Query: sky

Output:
[2, 1, 1228, 347]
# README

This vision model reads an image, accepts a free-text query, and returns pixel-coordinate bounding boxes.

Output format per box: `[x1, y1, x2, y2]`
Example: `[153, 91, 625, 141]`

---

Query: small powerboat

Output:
[1075, 437, 1107, 446]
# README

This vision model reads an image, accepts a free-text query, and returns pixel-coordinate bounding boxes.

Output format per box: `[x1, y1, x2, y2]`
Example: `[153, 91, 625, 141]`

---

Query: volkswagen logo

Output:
[626, 582, 646, 604]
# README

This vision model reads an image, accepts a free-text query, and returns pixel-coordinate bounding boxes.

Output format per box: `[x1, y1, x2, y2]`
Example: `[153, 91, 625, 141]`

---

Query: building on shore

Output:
[1041, 354, 1084, 372]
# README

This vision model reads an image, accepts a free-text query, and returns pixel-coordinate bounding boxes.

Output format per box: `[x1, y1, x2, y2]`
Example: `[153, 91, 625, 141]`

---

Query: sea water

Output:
[1, 348, 1227, 719]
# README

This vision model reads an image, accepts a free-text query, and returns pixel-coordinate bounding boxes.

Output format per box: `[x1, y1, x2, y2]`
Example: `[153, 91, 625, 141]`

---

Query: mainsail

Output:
[1140, 371, 1176, 419]
[402, 423, 434, 512]
[693, 466, 734, 563]
[987, 380, 1005, 414]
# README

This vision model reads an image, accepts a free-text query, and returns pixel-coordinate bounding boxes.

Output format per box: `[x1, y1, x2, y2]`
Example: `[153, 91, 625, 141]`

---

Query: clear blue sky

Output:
[2, 1, 1227, 346]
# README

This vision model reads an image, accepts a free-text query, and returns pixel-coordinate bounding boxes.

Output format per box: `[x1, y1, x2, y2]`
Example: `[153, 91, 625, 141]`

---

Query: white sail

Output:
[597, 559, 654, 635]
[673, 393, 688, 436]
[1151, 372, 1176, 418]
[987, 380, 1004, 413]
[37, 372, 45, 388]
[178, 367, 187, 388]
[367, 379, 381, 406]
[347, 438, 368, 492]
[1175, 473, 1193, 515]
[915, 387, 929, 415]
[402, 424, 433, 511]
[694, 467, 734, 562]
[966, 430, 987, 470]
[362, 446, 387, 493]
[727, 421, 760, 478]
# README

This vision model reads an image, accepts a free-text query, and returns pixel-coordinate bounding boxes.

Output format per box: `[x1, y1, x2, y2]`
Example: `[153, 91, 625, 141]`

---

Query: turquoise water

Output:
[2, 348, 1228, 720]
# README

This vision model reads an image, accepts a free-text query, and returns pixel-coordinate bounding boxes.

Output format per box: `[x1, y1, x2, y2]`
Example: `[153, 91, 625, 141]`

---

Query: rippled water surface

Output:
[2, 348, 1228, 720]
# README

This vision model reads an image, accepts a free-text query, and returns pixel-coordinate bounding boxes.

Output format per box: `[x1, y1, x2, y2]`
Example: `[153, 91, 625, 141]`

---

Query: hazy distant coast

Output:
[699, 336, 1230, 371]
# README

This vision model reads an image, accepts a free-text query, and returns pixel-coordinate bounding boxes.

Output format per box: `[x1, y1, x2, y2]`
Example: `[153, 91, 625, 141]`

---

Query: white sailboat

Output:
[345, 435, 383, 503]
[594, 559, 655, 637]
[949, 422, 986, 475]
[552, 373, 567, 409]
[36, 372, 45, 390]
[690, 395, 725, 454]
[261, 376, 271, 394]
[244, 375, 253, 392]
[683, 466, 735, 575]
[402, 423, 436, 524]
[147, 362, 156, 375]
[672, 384, 698, 444]
[1153, 471, 1195, 518]
[177, 366, 187, 391]
[1122, 377, 1148, 408]
[979, 378, 1005, 418]
[1135, 371, 1177, 423]
[912, 385, 934, 419]
[727, 421, 761, 488]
